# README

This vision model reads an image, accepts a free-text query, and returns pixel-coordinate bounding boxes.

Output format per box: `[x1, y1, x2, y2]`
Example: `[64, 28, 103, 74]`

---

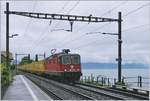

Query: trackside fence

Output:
[80, 74, 149, 89]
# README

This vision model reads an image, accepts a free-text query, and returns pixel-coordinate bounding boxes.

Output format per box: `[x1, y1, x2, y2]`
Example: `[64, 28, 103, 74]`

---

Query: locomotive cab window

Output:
[71, 55, 80, 64]
[59, 57, 62, 64]
[62, 55, 71, 64]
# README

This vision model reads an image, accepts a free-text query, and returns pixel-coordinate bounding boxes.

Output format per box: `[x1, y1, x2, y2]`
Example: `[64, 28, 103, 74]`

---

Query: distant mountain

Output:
[81, 63, 149, 69]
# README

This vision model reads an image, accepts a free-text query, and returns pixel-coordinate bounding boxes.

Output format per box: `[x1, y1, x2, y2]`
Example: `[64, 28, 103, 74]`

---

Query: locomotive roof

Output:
[44, 52, 80, 60]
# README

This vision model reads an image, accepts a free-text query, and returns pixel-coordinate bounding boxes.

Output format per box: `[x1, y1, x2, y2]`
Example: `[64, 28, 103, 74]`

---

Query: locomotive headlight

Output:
[64, 69, 67, 71]
[77, 69, 80, 71]
[70, 65, 74, 68]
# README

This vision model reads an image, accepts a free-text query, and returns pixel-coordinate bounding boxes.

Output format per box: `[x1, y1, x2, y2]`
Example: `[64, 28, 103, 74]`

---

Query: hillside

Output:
[81, 63, 149, 69]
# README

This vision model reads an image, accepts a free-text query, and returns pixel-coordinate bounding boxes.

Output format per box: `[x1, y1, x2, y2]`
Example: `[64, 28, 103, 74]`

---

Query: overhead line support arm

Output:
[5, 11, 119, 22]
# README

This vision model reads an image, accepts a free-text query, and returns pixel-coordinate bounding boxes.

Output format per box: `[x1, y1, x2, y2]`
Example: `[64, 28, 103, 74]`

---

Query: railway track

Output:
[75, 82, 149, 100]
[21, 72, 149, 100]
[32, 80, 63, 100]
[24, 73, 95, 100]
[23, 72, 118, 100]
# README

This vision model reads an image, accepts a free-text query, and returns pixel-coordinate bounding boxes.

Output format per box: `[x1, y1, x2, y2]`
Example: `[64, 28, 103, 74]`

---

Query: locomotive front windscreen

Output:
[71, 55, 80, 64]
[61, 55, 80, 64]
[62, 55, 71, 64]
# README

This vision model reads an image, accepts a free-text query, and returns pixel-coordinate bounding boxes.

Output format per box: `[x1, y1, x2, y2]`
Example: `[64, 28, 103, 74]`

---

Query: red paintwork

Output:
[44, 55, 81, 73]
[44, 56, 61, 72]
[60, 64, 81, 72]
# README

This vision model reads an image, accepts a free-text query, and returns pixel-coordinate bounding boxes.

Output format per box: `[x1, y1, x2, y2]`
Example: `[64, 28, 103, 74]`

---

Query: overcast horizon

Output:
[1, 1, 150, 64]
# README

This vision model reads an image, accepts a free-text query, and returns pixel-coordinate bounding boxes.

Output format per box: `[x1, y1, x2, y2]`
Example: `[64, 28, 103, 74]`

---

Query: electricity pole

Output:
[118, 12, 122, 83]
[15, 53, 17, 74]
[6, 2, 9, 68]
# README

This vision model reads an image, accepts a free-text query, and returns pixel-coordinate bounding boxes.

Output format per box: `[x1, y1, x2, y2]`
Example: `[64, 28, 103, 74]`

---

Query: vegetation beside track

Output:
[1, 59, 15, 99]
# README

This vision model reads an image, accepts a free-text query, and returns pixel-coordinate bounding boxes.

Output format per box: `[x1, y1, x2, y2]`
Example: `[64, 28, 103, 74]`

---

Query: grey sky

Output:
[1, 1, 150, 64]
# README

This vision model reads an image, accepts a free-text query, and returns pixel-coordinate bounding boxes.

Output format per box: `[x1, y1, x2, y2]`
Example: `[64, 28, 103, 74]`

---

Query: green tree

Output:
[19, 56, 33, 65]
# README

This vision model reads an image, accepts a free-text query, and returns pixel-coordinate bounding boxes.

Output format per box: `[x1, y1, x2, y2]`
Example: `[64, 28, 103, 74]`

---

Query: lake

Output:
[82, 68, 149, 89]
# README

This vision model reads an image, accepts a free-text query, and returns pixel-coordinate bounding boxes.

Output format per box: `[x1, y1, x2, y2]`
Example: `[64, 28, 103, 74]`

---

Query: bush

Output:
[1, 64, 12, 86]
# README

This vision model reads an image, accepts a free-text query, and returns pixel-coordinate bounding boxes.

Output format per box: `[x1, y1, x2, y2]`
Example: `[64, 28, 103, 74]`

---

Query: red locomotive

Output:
[19, 49, 82, 82]
[44, 49, 82, 81]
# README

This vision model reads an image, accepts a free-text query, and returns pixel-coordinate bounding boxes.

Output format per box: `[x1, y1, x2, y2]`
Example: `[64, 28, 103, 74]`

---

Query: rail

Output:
[21, 72, 95, 100]
[19, 71, 130, 100]
[29, 77, 63, 100]
[19, 71, 149, 100]
[75, 82, 149, 100]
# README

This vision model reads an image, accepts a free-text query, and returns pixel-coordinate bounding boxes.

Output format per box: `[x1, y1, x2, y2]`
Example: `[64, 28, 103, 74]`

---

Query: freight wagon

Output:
[18, 49, 82, 82]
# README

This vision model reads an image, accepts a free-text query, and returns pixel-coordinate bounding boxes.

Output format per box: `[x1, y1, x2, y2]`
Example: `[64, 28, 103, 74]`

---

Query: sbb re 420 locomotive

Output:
[18, 49, 82, 82]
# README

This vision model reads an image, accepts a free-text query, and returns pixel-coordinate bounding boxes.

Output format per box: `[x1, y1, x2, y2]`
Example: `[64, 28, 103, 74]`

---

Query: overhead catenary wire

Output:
[30, 1, 80, 50]
[28, 1, 70, 51]
[55, 1, 128, 48]
[101, 1, 128, 17]
[71, 24, 149, 50]
[52, 0, 80, 29]
[123, 2, 150, 17]
[50, 0, 82, 42]
[23, 1, 37, 37]
[20, 1, 37, 53]
[84, 2, 149, 32]
[29, 1, 79, 53]
[123, 24, 149, 32]
[69, 23, 149, 50]
[51, 1, 70, 28]
[58, 1, 70, 13]
[72, 29, 149, 50]
[31, 1, 126, 51]
[59, 2, 150, 49]
[56, 23, 109, 48]
[56, 24, 110, 48]
[57, 1, 127, 45]
[27, 1, 149, 54]
[48, 23, 91, 48]
[66, 0, 80, 14]
[85, 23, 149, 36]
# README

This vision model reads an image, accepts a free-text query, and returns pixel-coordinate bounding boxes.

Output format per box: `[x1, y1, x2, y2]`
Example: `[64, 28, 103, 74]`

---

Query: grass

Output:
[80, 80, 110, 88]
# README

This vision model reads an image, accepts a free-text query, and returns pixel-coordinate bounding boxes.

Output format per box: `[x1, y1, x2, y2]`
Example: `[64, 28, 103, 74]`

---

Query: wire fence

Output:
[123, 76, 149, 88]
[80, 74, 149, 89]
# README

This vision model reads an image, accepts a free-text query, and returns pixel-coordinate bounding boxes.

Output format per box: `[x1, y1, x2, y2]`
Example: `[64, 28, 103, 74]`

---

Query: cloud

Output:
[1, 1, 149, 64]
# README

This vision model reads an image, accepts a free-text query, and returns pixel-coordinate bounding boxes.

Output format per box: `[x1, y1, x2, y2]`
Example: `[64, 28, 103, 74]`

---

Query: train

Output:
[18, 49, 82, 82]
